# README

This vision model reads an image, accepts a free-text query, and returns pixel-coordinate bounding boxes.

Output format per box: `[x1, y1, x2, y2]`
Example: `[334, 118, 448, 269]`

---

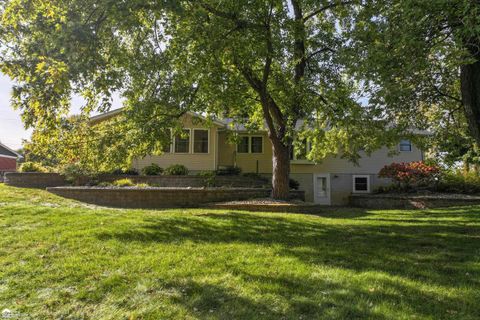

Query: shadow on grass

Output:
[97, 207, 480, 318]
[159, 277, 393, 319]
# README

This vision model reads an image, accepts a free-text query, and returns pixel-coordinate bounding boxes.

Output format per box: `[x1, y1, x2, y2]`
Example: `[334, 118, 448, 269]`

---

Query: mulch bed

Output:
[203, 198, 327, 213]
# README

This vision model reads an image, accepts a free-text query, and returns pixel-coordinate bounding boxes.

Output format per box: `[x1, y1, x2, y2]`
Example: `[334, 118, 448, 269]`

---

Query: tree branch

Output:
[306, 47, 336, 61]
[196, 1, 264, 29]
[303, 1, 355, 22]
[233, 59, 286, 139]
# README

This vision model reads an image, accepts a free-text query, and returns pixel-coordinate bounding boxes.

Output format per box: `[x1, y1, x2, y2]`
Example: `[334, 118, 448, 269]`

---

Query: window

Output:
[193, 129, 209, 153]
[290, 140, 311, 161]
[251, 136, 263, 153]
[399, 139, 412, 152]
[174, 129, 190, 153]
[237, 136, 250, 153]
[237, 136, 264, 154]
[353, 175, 370, 193]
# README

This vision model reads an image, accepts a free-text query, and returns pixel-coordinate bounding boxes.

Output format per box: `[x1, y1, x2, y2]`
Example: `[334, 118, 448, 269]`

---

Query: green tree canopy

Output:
[1, 0, 444, 197]
[346, 0, 480, 158]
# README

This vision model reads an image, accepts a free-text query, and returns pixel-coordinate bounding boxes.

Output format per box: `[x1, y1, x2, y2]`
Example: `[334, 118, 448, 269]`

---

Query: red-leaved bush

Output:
[378, 161, 440, 188]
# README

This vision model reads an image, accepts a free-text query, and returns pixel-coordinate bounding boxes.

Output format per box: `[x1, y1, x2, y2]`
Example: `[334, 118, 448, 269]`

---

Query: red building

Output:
[0, 142, 22, 173]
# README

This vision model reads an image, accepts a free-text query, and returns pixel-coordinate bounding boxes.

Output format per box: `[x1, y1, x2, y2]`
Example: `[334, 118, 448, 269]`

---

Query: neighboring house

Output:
[0, 142, 22, 174]
[91, 109, 425, 205]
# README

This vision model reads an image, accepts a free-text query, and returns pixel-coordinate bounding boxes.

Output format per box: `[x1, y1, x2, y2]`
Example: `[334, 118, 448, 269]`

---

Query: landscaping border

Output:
[47, 187, 272, 208]
[350, 193, 480, 209]
[4, 172, 269, 189]
[4, 172, 66, 188]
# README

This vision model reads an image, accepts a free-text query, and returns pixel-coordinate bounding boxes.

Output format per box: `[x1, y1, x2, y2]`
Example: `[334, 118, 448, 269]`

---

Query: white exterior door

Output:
[314, 174, 331, 205]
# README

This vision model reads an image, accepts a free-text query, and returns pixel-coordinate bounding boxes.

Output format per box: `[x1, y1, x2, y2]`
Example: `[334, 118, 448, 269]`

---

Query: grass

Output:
[0, 185, 479, 319]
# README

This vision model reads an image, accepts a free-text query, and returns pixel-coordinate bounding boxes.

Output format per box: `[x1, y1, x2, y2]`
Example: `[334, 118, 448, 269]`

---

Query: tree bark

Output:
[460, 44, 480, 146]
[271, 141, 291, 200]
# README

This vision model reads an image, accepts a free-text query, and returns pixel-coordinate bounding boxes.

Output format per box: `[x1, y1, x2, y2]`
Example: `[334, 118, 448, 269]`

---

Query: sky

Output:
[0, 73, 121, 151]
[0, 74, 31, 150]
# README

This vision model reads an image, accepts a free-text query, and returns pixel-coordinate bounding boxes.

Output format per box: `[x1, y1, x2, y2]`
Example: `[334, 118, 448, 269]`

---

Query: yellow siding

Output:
[132, 114, 219, 172]
[217, 131, 235, 167]
[134, 117, 424, 175]
[218, 131, 424, 174]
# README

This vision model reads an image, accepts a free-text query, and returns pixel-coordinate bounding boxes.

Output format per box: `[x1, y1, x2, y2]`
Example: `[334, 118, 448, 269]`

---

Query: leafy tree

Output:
[1, 0, 404, 199]
[347, 0, 480, 149]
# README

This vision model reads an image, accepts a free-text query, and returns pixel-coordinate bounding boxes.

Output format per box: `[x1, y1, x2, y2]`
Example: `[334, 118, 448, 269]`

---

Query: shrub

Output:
[289, 178, 300, 190]
[18, 162, 47, 173]
[58, 163, 95, 186]
[112, 178, 135, 187]
[164, 164, 189, 176]
[436, 171, 480, 194]
[216, 166, 241, 176]
[135, 183, 150, 188]
[378, 161, 440, 189]
[141, 163, 163, 176]
[197, 170, 216, 187]
[97, 182, 112, 187]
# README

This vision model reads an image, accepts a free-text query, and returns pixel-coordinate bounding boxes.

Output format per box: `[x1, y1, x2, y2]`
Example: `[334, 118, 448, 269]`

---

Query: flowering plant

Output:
[378, 161, 440, 188]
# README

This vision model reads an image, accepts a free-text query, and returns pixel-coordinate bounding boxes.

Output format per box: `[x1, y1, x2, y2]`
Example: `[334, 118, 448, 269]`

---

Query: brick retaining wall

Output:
[47, 187, 272, 208]
[4, 172, 67, 188]
[4, 173, 269, 189]
[97, 175, 269, 188]
[350, 194, 480, 209]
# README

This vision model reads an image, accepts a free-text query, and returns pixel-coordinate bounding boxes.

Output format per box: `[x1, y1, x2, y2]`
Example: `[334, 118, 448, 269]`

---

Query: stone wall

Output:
[47, 187, 272, 208]
[4, 173, 67, 188]
[97, 174, 269, 188]
[4, 173, 268, 189]
[350, 194, 480, 209]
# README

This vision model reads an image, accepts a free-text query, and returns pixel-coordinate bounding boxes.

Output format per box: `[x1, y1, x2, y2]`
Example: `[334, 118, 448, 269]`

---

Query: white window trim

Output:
[173, 128, 191, 154]
[236, 135, 264, 154]
[192, 128, 210, 154]
[399, 139, 413, 152]
[352, 175, 371, 193]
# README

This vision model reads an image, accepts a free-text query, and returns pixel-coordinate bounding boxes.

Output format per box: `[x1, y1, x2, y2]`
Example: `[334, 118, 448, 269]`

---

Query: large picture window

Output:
[193, 129, 209, 153]
[174, 129, 190, 153]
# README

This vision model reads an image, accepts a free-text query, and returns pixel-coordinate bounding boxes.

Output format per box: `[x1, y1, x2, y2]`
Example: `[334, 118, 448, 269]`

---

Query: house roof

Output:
[0, 142, 22, 159]
[89, 107, 227, 127]
[89, 108, 431, 136]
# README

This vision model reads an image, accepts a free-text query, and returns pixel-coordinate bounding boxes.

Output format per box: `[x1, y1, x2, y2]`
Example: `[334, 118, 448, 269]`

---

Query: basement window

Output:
[353, 175, 370, 193]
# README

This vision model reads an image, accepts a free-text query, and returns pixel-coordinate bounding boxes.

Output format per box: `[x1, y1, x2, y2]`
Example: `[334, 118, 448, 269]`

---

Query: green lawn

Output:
[0, 185, 479, 319]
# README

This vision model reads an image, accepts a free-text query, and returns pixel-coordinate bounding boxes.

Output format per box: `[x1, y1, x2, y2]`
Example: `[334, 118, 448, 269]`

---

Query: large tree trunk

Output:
[461, 56, 480, 146]
[460, 20, 480, 145]
[271, 141, 290, 200]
